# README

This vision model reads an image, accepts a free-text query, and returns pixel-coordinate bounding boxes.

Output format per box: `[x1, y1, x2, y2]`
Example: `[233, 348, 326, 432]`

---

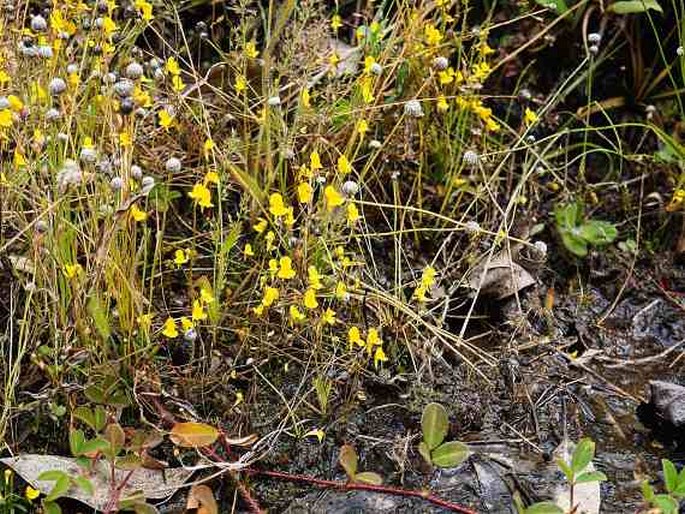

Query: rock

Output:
[649, 381, 685, 427]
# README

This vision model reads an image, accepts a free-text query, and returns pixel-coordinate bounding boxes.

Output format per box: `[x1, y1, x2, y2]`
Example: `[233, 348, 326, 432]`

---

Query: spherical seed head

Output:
[184, 329, 198, 342]
[130, 164, 143, 180]
[153, 68, 165, 81]
[48, 77, 67, 96]
[369, 139, 382, 149]
[80, 147, 97, 163]
[465, 220, 481, 233]
[125, 61, 144, 80]
[165, 157, 181, 173]
[0, 96, 9, 110]
[588, 45, 599, 55]
[148, 58, 161, 69]
[35, 219, 49, 233]
[463, 150, 479, 166]
[141, 176, 155, 194]
[38, 45, 53, 59]
[113, 79, 134, 98]
[678, 46, 684, 57]
[119, 97, 134, 115]
[404, 99, 424, 118]
[267, 95, 281, 106]
[96, 158, 113, 176]
[66, 63, 78, 75]
[342, 180, 359, 197]
[370, 62, 383, 75]
[110, 176, 123, 191]
[433, 56, 449, 70]
[534, 240, 548, 255]
[30, 14, 47, 32]
[587, 32, 602, 44]
[103, 72, 117, 84]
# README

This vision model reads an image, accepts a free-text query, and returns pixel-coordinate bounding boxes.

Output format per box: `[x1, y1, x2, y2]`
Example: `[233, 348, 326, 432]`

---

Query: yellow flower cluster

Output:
[414, 266, 437, 302]
[348, 326, 388, 367]
[161, 284, 214, 338]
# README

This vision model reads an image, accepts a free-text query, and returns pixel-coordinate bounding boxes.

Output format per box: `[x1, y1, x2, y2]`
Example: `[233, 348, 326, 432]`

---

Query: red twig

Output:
[245, 469, 478, 514]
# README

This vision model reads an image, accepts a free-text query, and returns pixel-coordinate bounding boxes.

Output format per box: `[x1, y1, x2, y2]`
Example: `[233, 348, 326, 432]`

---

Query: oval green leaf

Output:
[422, 403, 449, 450]
[353, 471, 383, 485]
[431, 441, 469, 468]
[338, 444, 358, 478]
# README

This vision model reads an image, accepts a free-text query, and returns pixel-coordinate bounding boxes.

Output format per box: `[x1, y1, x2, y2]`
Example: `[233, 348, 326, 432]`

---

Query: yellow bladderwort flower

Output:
[308, 266, 323, 290]
[0, 109, 12, 128]
[253, 304, 265, 316]
[364, 55, 376, 74]
[366, 328, 381, 355]
[135, 0, 153, 21]
[200, 287, 214, 304]
[290, 305, 306, 322]
[262, 286, 279, 307]
[13, 150, 26, 168]
[244, 41, 259, 59]
[485, 117, 501, 132]
[337, 155, 352, 175]
[277, 256, 297, 279]
[269, 192, 289, 217]
[359, 75, 374, 104]
[137, 313, 153, 331]
[346, 203, 360, 226]
[172, 75, 185, 92]
[331, 14, 342, 30]
[356, 119, 369, 135]
[203, 138, 215, 153]
[188, 183, 213, 209]
[192, 299, 207, 321]
[425, 24, 443, 46]
[25, 486, 40, 501]
[329, 52, 340, 69]
[8, 95, 23, 112]
[301, 88, 311, 108]
[173, 249, 189, 266]
[265, 231, 276, 252]
[165, 57, 181, 75]
[310, 150, 322, 171]
[421, 266, 437, 287]
[322, 308, 337, 325]
[253, 218, 268, 233]
[335, 280, 347, 300]
[479, 42, 495, 57]
[472, 61, 492, 82]
[268, 258, 279, 276]
[130, 204, 148, 222]
[524, 107, 539, 126]
[348, 326, 364, 349]
[119, 131, 132, 147]
[297, 182, 313, 203]
[158, 109, 173, 129]
[234, 74, 247, 93]
[162, 317, 178, 338]
[63, 263, 82, 279]
[324, 186, 344, 211]
[374, 346, 388, 367]
[243, 244, 254, 258]
[303, 289, 319, 309]
[180, 317, 194, 332]
[204, 171, 220, 185]
[437, 95, 449, 112]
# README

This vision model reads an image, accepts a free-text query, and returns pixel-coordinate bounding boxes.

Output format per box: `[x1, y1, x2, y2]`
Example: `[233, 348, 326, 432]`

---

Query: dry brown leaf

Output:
[186, 484, 218, 514]
[169, 422, 219, 448]
[223, 433, 258, 447]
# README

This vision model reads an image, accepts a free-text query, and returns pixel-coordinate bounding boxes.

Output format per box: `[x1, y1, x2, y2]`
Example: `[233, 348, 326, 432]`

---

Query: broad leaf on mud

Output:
[524, 502, 564, 514]
[575, 471, 607, 483]
[578, 221, 617, 245]
[571, 438, 595, 474]
[560, 230, 588, 257]
[421, 403, 449, 450]
[430, 441, 469, 468]
[653, 494, 679, 514]
[418, 441, 432, 465]
[338, 444, 358, 478]
[608, 0, 663, 13]
[663, 459, 678, 492]
[353, 471, 383, 485]
[169, 422, 219, 448]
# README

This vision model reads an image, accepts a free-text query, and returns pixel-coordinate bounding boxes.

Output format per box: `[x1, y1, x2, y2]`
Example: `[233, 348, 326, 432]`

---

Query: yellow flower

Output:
[366, 327, 381, 355]
[63, 263, 83, 279]
[359, 75, 375, 104]
[180, 316, 194, 332]
[253, 218, 268, 233]
[25, 486, 40, 501]
[119, 131, 132, 147]
[303, 289, 319, 309]
[425, 24, 443, 46]
[335, 281, 347, 299]
[200, 287, 214, 304]
[346, 203, 360, 225]
[289, 305, 306, 322]
[269, 192, 289, 217]
[331, 14, 342, 30]
[524, 107, 539, 126]
[374, 346, 388, 367]
[191, 299, 207, 321]
[244, 244, 254, 257]
[172, 75, 185, 92]
[301, 88, 311, 108]
[173, 249, 189, 266]
[337, 155, 352, 175]
[130, 204, 148, 222]
[8, 95, 23, 112]
[364, 55, 376, 74]
[268, 258, 279, 275]
[437, 95, 449, 112]
[472, 61, 492, 82]
[102, 16, 117, 37]
[188, 183, 213, 209]
[324, 186, 344, 211]
[165, 57, 181, 75]
[265, 231, 276, 252]
[485, 117, 500, 132]
[135, 0, 153, 21]
[234, 74, 247, 93]
[308, 266, 323, 289]
[158, 109, 174, 129]
[262, 286, 279, 307]
[329, 52, 340, 69]
[204, 171, 220, 185]
[348, 326, 364, 348]
[244, 41, 259, 59]
[356, 119, 369, 135]
[297, 182, 313, 203]
[203, 138, 215, 153]
[479, 43, 495, 57]
[322, 308, 337, 325]
[277, 256, 297, 280]
[13, 150, 26, 168]
[421, 266, 437, 287]
[137, 313, 153, 331]
[162, 317, 178, 338]
[253, 304, 265, 316]
[310, 150, 322, 171]
[0, 109, 12, 128]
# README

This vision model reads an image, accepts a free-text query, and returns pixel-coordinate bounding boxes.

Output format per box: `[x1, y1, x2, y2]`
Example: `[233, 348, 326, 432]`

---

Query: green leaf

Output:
[653, 494, 679, 514]
[338, 445, 358, 478]
[641, 480, 656, 502]
[534, 0, 568, 13]
[116, 454, 143, 470]
[575, 470, 608, 483]
[37, 470, 69, 482]
[663, 459, 679, 493]
[353, 471, 383, 485]
[556, 458, 574, 482]
[524, 502, 564, 514]
[431, 441, 469, 468]
[43, 502, 62, 514]
[94, 406, 107, 432]
[672, 480, 685, 496]
[104, 423, 126, 457]
[87, 294, 111, 341]
[46, 474, 71, 502]
[132, 503, 160, 514]
[69, 429, 85, 456]
[555, 203, 582, 229]
[73, 476, 94, 496]
[571, 438, 595, 474]
[561, 230, 588, 257]
[79, 438, 110, 456]
[608, 0, 663, 13]
[579, 221, 618, 245]
[72, 407, 96, 431]
[421, 403, 449, 450]
[418, 441, 432, 465]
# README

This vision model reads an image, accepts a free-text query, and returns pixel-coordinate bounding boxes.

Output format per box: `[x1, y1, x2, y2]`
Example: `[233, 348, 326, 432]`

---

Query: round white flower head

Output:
[165, 157, 181, 173]
[130, 165, 143, 180]
[678, 46, 685, 57]
[433, 56, 449, 70]
[38, 46, 53, 59]
[267, 95, 281, 107]
[80, 147, 97, 163]
[141, 176, 155, 195]
[0, 97, 9, 110]
[110, 176, 123, 191]
[126, 62, 144, 80]
[30, 15, 47, 32]
[66, 63, 79, 75]
[463, 150, 479, 166]
[404, 99, 424, 118]
[184, 329, 198, 342]
[342, 180, 359, 197]
[113, 79, 134, 98]
[370, 62, 383, 75]
[587, 32, 602, 44]
[48, 77, 67, 96]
